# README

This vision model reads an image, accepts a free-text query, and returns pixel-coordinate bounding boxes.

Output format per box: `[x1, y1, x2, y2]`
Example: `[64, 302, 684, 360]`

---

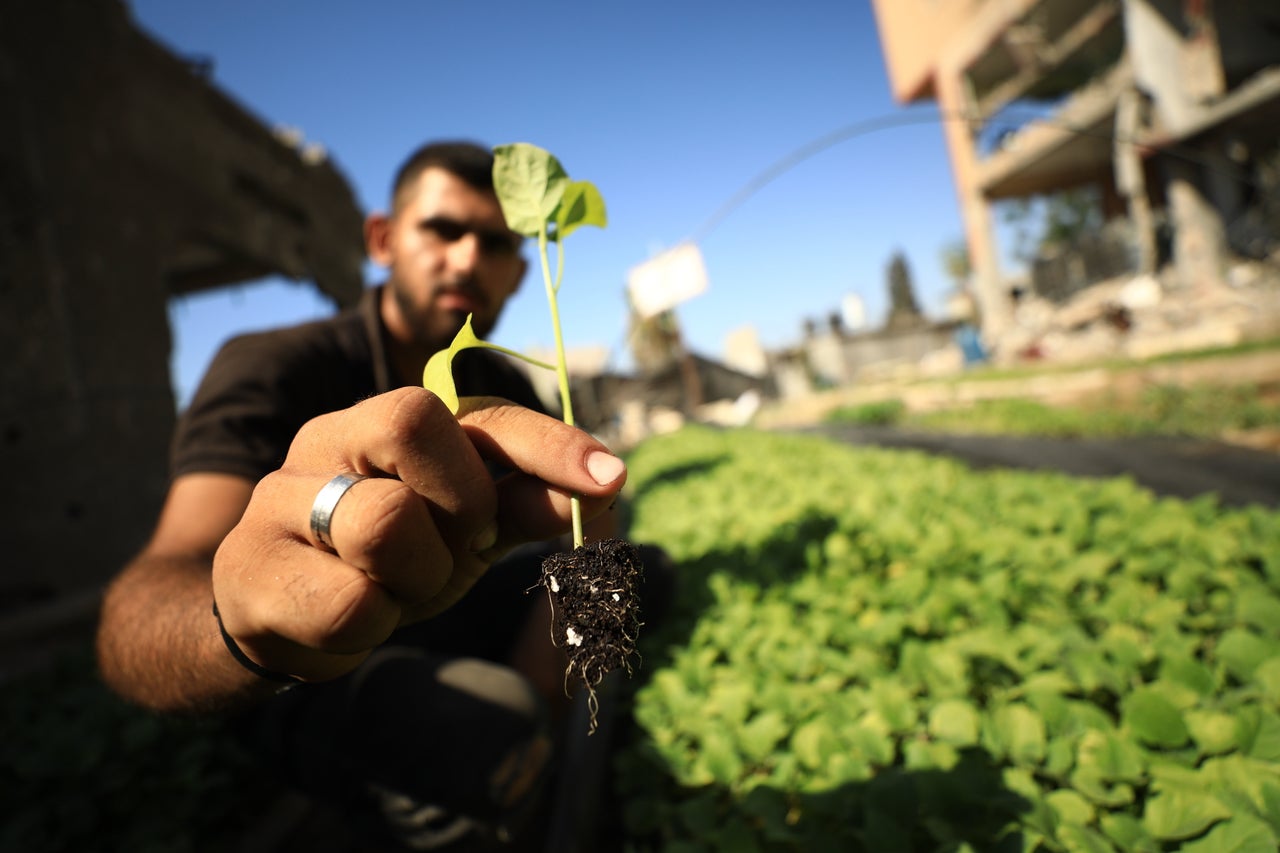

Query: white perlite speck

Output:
[549, 575, 559, 593]
[565, 625, 583, 647]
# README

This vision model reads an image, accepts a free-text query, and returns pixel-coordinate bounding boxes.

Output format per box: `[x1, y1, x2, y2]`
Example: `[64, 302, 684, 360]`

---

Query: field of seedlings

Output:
[5, 422, 1278, 852]
[615, 426, 1280, 852]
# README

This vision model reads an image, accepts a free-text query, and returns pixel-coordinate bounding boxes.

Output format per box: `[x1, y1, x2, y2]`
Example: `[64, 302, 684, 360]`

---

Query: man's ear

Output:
[364, 212, 392, 266]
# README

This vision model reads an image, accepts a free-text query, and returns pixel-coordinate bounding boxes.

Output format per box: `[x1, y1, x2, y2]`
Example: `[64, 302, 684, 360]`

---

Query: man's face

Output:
[368, 167, 526, 354]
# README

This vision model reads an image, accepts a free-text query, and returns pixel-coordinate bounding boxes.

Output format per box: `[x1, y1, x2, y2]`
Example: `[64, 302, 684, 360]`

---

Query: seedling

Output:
[422, 142, 643, 731]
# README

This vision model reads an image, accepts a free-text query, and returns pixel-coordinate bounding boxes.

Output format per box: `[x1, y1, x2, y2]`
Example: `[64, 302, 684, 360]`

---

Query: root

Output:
[537, 538, 644, 734]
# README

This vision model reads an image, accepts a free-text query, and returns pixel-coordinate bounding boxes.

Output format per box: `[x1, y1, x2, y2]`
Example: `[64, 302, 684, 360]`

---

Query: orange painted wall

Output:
[870, 0, 986, 103]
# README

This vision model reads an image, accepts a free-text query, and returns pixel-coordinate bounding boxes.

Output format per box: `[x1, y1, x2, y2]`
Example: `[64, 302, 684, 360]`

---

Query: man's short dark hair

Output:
[390, 140, 494, 212]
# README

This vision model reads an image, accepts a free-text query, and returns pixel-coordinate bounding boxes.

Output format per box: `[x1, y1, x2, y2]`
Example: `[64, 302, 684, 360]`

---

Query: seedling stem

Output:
[422, 143, 607, 551]
[538, 224, 584, 546]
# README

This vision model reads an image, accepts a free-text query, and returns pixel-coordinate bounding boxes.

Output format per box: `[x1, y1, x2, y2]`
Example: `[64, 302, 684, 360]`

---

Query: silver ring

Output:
[310, 472, 369, 550]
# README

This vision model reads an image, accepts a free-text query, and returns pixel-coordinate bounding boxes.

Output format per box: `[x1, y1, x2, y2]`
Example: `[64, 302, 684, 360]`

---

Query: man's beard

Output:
[391, 278, 499, 353]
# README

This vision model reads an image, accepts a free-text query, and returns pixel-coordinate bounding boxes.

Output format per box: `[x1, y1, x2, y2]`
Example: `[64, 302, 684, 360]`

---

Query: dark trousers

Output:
[234, 543, 555, 851]
[233, 541, 675, 851]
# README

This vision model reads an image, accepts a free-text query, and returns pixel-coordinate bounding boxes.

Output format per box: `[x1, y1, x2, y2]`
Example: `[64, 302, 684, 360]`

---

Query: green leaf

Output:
[421, 315, 553, 413]
[1045, 736, 1076, 777]
[1146, 760, 1203, 788]
[738, 712, 788, 763]
[825, 751, 873, 784]
[1066, 649, 1124, 695]
[1071, 768, 1135, 808]
[1099, 813, 1159, 852]
[903, 738, 959, 771]
[1122, 688, 1189, 748]
[1003, 766, 1041, 801]
[1186, 709, 1240, 756]
[1018, 795, 1062, 847]
[705, 679, 753, 727]
[1144, 676, 1205, 710]
[1057, 822, 1115, 853]
[1216, 629, 1278, 682]
[1237, 592, 1280, 636]
[792, 719, 833, 771]
[1199, 754, 1280, 824]
[848, 722, 896, 766]
[1076, 729, 1145, 783]
[1255, 657, 1280, 704]
[1180, 815, 1278, 853]
[1237, 708, 1280, 762]
[1159, 654, 1217, 698]
[993, 703, 1047, 764]
[927, 699, 981, 746]
[1065, 699, 1115, 735]
[1021, 670, 1078, 699]
[554, 179, 607, 240]
[868, 679, 918, 734]
[1263, 781, 1280, 835]
[1142, 788, 1232, 840]
[492, 142, 568, 237]
[1046, 790, 1094, 826]
[921, 646, 969, 697]
[695, 729, 743, 785]
[1101, 624, 1150, 671]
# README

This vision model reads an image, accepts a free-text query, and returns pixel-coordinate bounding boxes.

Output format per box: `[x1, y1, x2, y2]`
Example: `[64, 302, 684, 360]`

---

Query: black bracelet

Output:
[211, 600, 302, 685]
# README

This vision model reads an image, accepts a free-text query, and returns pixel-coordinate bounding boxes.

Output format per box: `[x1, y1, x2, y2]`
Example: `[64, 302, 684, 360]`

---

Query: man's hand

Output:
[211, 388, 626, 683]
[98, 386, 628, 711]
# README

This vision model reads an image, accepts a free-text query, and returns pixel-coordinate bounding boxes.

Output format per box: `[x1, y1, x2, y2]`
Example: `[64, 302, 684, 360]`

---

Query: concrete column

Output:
[1124, 0, 1196, 134]
[1164, 151, 1228, 289]
[1202, 136, 1246, 231]
[936, 63, 1011, 342]
[1114, 87, 1158, 273]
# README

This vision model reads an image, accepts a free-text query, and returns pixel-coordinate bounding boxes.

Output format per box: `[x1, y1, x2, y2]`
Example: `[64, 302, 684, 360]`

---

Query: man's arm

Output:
[97, 390, 628, 715]
[97, 473, 271, 713]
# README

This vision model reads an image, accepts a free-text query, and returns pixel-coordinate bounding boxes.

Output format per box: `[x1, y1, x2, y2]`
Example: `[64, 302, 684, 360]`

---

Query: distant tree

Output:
[1000, 198, 1038, 265]
[999, 186, 1104, 263]
[885, 251, 924, 330]
[940, 239, 978, 323]
[1041, 186, 1103, 248]
[940, 239, 971, 290]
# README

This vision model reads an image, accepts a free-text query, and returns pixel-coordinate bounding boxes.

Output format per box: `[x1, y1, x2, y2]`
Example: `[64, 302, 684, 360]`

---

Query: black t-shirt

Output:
[172, 285, 548, 482]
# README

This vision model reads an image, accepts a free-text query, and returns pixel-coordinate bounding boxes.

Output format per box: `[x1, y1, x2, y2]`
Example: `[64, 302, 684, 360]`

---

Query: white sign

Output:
[627, 243, 709, 319]
[841, 293, 867, 331]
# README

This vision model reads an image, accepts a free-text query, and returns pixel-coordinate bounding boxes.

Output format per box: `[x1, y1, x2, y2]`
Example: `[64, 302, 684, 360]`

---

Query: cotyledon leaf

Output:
[422, 315, 553, 413]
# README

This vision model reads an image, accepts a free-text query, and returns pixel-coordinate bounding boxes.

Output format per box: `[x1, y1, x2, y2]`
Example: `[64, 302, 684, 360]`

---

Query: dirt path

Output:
[799, 424, 1280, 510]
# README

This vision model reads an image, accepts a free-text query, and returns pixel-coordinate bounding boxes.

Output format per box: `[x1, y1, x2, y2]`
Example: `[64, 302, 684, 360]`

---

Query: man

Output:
[96, 141, 636, 850]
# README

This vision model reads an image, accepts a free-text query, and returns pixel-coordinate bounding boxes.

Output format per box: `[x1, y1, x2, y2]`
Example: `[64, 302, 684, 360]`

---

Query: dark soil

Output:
[538, 538, 644, 733]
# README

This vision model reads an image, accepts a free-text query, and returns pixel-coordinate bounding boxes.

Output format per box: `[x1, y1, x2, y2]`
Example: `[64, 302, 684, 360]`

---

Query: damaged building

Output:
[0, 0, 365, 642]
[871, 0, 1280, 341]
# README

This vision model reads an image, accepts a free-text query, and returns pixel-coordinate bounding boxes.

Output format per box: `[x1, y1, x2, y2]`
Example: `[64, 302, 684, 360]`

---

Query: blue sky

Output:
[128, 0, 967, 407]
